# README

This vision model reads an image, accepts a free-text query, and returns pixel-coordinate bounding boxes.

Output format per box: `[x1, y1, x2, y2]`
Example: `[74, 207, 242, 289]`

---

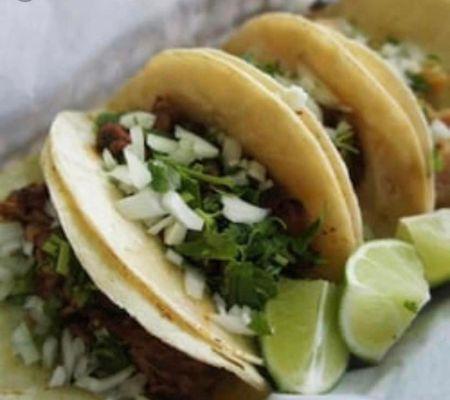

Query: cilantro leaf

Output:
[242, 54, 283, 77]
[406, 72, 430, 95]
[95, 112, 121, 128]
[249, 311, 272, 336]
[223, 261, 278, 310]
[176, 230, 239, 262]
[432, 147, 444, 173]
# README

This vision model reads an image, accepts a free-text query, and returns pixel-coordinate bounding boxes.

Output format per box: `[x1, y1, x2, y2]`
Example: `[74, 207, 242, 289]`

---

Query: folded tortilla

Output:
[223, 13, 433, 236]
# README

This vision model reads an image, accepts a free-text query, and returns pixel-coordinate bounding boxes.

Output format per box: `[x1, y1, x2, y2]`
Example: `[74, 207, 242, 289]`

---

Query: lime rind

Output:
[262, 279, 348, 394]
[397, 209, 450, 287]
[340, 239, 430, 363]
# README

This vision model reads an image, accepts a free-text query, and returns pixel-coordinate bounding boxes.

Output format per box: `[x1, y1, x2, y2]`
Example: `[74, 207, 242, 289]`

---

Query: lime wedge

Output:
[340, 240, 430, 363]
[262, 279, 348, 394]
[397, 209, 450, 287]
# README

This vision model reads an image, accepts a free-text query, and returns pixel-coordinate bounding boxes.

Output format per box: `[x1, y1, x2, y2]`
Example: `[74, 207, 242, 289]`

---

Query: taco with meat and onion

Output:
[30, 48, 361, 395]
[0, 155, 268, 400]
[316, 0, 450, 209]
[223, 12, 434, 237]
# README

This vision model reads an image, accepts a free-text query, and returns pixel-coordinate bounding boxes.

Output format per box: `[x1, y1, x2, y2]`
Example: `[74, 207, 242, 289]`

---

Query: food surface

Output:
[2, 1, 450, 398]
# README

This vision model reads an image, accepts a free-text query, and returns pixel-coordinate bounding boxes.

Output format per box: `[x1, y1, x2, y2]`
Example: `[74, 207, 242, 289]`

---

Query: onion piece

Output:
[76, 367, 135, 394]
[12, 322, 40, 365]
[148, 216, 175, 236]
[42, 336, 58, 369]
[102, 149, 118, 171]
[164, 222, 187, 246]
[184, 267, 206, 300]
[162, 191, 204, 231]
[175, 126, 219, 159]
[124, 149, 152, 190]
[281, 85, 308, 111]
[49, 365, 67, 388]
[221, 195, 268, 224]
[108, 165, 133, 186]
[119, 111, 156, 129]
[129, 126, 146, 161]
[0, 222, 23, 251]
[165, 249, 183, 267]
[116, 189, 166, 221]
[147, 133, 178, 153]
[431, 119, 450, 140]
[222, 137, 242, 167]
[0, 267, 13, 301]
[212, 296, 254, 336]
[247, 160, 267, 182]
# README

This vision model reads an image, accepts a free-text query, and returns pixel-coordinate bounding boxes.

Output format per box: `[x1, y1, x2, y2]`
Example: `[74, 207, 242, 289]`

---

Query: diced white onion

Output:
[49, 365, 67, 387]
[0, 222, 23, 256]
[62, 329, 76, 378]
[147, 134, 178, 153]
[42, 336, 58, 369]
[124, 149, 152, 190]
[247, 160, 267, 182]
[281, 85, 308, 111]
[221, 195, 269, 224]
[259, 179, 274, 191]
[76, 366, 135, 394]
[175, 126, 219, 159]
[129, 126, 146, 161]
[147, 216, 175, 236]
[184, 267, 206, 300]
[222, 137, 242, 167]
[25, 296, 50, 334]
[431, 119, 450, 140]
[229, 171, 248, 186]
[165, 249, 183, 267]
[212, 295, 254, 336]
[12, 322, 40, 365]
[102, 149, 118, 171]
[116, 189, 166, 221]
[119, 112, 156, 129]
[0, 267, 13, 301]
[22, 241, 34, 257]
[164, 222, 187, 246]
[108, 165, 133, 187]
[74, 355, 89, 380]
[117, 373, 147, 399]
[169, 139, 197, 165]
[162, 191, 204, 231]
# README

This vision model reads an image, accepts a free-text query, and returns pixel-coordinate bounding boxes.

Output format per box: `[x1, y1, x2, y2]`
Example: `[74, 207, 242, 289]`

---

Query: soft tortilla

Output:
[223, 13, 432, 236]
[197, 48, 363, 246]
[44, 49, 358, 388]
[322, 0, 450, 107]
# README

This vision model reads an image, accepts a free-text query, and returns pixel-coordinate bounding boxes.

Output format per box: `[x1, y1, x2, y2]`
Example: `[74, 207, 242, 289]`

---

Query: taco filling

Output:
[241, 54, 364, 185]
[0, 183, 226, 400]
[94, 98, 322, 336]
[334, 19, 450, 207]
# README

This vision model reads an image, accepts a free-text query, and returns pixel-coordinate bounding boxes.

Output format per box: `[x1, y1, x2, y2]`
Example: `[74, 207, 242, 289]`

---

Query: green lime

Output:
[340, 239, 430, 363]
[397, 209, 450, 287]
[262, 279, 348, 394]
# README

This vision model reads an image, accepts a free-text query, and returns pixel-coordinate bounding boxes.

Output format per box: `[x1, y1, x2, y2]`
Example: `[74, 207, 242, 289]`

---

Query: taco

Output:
[0, 155, 267, 399]
[223, 13, 434, 236]
[317, 0, 450, 209]
[36, 48, 360, 394]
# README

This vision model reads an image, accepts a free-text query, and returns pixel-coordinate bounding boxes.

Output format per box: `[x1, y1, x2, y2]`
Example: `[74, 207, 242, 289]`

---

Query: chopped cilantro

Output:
[95, 112, 121, 128]
[92, 330, 131, 375]
[242, 53, 283, 77]
[433, 147, 444, 173]
[56, 240, 71, 276]
[330, 122, 359, 162]
[223, 261, 278, 310]
[404, 300, 418, 313]
[149, 161, 180, 193]
[406, 72, 430, 95]
[249, 311, 272, 336]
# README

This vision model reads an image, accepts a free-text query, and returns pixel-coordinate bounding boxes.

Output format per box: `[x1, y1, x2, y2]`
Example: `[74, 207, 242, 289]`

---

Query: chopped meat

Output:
[64, 293, 223, 400]
[0, 183, 53, 251]
[436, 138, 450, 207]
[35, 266, 62, 299]
[422, 60, 449, 98]
[437, 108, 450, 126]
[96, 123, 131, 158]
[262, 188, 309, 235]
[0, 184, 50, 224]
[152, 97, 180, 133]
